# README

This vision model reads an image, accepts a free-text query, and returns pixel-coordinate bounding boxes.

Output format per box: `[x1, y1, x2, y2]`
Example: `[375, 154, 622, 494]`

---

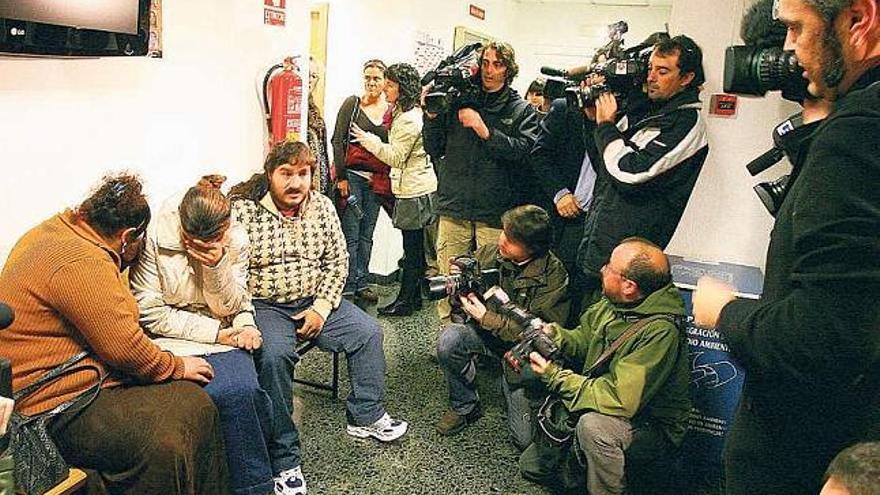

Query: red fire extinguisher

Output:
[264, 56, 303, 144]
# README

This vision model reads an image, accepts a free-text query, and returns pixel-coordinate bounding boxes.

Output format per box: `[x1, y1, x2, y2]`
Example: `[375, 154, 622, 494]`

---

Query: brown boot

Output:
[435, 405, 483, 436]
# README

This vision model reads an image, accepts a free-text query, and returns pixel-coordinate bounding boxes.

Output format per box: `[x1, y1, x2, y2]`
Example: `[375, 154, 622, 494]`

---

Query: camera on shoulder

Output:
[541, 21, 663, 112]
[421, 42, 486, 115]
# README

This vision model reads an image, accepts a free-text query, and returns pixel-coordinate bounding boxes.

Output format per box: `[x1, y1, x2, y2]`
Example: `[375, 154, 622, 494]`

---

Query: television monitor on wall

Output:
[0, 0, 150, 57]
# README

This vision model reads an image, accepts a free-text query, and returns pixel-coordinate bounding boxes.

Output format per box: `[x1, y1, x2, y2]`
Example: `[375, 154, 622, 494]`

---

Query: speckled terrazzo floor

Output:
[290, 283, 554, 495]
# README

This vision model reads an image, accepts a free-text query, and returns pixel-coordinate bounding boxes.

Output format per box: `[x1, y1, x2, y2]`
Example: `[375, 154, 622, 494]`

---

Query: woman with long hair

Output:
[130, 177, 297, 495]
[331, 59, 390, 303]
[352, 63, 437, 316]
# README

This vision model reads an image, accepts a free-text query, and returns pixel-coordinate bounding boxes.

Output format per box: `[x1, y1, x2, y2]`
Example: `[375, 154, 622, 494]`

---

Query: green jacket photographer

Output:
[540, 282, 690, 446]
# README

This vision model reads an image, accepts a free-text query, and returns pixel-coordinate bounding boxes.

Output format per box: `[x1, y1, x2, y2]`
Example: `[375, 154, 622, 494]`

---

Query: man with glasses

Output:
[576, 35, 708, 309]
[519, 237, 690, 495]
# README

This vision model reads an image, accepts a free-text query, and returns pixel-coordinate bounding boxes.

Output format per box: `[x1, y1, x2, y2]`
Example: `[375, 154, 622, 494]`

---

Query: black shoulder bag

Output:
[523, 314, 674, 491]
[9, 352, 104, 495]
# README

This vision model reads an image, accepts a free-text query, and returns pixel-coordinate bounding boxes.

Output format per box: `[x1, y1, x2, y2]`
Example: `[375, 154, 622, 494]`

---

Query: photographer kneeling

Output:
[435, 205, 569, 449]
[520, 238, 689, 495]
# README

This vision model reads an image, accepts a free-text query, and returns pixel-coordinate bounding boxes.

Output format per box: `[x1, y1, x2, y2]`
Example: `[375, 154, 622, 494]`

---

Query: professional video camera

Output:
[424, 255, 499, 322]
[421, 42, 484, 114]
[724, 0, 818, 215]
[541, 21, 664, 111]
[481, 287, 562, 376]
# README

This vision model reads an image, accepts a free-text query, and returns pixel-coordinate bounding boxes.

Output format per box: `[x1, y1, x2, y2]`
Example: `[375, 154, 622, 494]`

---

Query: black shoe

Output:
[355, 287, 379, 303]
[378, 300, 413, 317]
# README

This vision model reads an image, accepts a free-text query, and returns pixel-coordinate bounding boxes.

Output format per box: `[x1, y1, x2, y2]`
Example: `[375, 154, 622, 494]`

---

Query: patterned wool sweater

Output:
[231, 192, 348, 320]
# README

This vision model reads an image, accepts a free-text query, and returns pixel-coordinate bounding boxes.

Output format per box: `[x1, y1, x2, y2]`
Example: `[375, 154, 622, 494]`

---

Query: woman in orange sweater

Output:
[0, 174, 228, 495]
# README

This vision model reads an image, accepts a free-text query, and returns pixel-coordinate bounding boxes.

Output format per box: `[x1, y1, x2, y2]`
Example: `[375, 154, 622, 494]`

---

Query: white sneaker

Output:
[346, 412, 409, 442]
[274, 465, 307, 495]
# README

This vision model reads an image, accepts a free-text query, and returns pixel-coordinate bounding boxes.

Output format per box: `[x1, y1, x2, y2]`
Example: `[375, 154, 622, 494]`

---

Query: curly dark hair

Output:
[77, 173, 151, 238]
[229, 141, 314, 201]
[385, 63, 422, 112]
[480, 41, 519, 85]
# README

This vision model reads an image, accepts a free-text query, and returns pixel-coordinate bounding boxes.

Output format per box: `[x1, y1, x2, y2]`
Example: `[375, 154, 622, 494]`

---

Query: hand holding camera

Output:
[458, 293, 487, 323]
[481, 287, 562, 377]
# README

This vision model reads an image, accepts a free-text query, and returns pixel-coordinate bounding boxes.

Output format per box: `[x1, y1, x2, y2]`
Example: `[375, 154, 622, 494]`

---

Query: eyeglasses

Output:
[602, 263, 629, 280]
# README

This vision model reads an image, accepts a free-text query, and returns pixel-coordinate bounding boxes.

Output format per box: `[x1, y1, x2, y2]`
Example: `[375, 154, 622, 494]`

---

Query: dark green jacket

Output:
[475, 245, 570, 342]
[541, 283, 691, 445]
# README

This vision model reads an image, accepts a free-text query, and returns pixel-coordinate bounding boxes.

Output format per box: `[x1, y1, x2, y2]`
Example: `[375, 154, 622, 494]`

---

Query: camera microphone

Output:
[741, 0, 787, 48]
[540, 66, 567, 78]
[747, 147, 786, 176]
[0, 302, 13, 330]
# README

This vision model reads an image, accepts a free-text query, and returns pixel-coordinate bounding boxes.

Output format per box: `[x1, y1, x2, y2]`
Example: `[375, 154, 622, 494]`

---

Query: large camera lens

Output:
[724, 45, 801, 96]
[423, 274, 459, 301]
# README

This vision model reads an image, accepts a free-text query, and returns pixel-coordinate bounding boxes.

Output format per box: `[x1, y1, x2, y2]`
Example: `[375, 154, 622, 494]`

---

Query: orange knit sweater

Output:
[0, 211, 185, 416]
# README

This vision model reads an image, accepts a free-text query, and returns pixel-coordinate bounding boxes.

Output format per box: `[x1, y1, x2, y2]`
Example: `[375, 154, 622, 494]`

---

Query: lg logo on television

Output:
[9, 27, 26, 37]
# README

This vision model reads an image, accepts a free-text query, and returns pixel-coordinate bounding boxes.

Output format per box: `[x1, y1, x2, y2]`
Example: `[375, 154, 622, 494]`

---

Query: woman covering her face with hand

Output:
[129, 177, 292, 495]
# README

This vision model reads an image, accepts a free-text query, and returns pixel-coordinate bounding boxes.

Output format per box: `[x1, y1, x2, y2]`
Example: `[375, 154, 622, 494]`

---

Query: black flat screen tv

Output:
[0, 0, 150, 57]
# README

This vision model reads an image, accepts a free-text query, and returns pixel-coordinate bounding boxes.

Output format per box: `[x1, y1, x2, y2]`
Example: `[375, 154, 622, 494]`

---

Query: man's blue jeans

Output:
[437, 322, 538, 449]
[203, 350, 275, 495]
[253, 298, 387, 471]
[341, 173, 380, 295]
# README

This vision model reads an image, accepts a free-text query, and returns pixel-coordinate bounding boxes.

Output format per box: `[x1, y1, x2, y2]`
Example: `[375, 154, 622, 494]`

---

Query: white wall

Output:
[666, 0, 799, 269]
[0, 0, 309, 264]
[0, 0, 795, 275]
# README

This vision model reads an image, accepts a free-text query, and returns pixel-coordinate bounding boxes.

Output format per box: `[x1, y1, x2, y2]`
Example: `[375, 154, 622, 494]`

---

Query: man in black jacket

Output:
[693, 1, 880, 493]
[577, 35, 708, 304]
[423, 41, 540, 321]
[530, 98, 599, 278]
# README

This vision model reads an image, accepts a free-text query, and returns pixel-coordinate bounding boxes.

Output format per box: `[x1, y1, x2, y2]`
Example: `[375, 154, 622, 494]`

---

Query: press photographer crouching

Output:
[434, 205, 570, 449]
[518, 238, 690, 495]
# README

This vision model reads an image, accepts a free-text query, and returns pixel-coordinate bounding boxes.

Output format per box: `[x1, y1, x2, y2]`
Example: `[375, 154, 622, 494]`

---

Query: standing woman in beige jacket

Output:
[353, 63, 437, 316]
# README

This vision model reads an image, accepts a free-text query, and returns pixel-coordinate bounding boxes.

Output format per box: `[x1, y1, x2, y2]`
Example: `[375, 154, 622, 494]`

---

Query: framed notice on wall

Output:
[453, 25, 493, 51]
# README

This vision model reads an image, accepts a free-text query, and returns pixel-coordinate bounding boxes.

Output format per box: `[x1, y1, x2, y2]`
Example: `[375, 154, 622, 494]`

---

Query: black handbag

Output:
[9, 351, 103, 495]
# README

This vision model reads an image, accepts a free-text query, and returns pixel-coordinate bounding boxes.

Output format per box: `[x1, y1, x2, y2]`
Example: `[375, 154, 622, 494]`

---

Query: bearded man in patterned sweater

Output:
[230, 141, 408, 495]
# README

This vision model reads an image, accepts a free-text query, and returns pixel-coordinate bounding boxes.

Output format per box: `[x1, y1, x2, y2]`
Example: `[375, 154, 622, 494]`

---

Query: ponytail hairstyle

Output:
[229, 141, 315, 201]
[77, 173, 151, 239]
[179, 175, 231, 241]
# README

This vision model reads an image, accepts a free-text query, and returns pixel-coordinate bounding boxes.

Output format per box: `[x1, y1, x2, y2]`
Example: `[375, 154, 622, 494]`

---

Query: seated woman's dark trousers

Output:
[51, 380, 230, 495]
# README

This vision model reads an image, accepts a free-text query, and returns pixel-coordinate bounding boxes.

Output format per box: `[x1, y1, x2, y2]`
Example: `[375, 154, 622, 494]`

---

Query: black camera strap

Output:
[584, 314, 673, 378]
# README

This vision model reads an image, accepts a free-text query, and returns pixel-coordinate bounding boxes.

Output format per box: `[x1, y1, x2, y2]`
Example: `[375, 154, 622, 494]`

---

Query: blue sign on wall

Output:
[669, 256, 763, 484]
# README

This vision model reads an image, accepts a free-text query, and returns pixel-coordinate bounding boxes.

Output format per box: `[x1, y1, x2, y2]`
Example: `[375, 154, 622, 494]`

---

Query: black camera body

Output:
[542, 23, 658, 112]
[424, 256, 499, 322]
[422, 42, 485, 114]
[482, 286, 562, 374]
